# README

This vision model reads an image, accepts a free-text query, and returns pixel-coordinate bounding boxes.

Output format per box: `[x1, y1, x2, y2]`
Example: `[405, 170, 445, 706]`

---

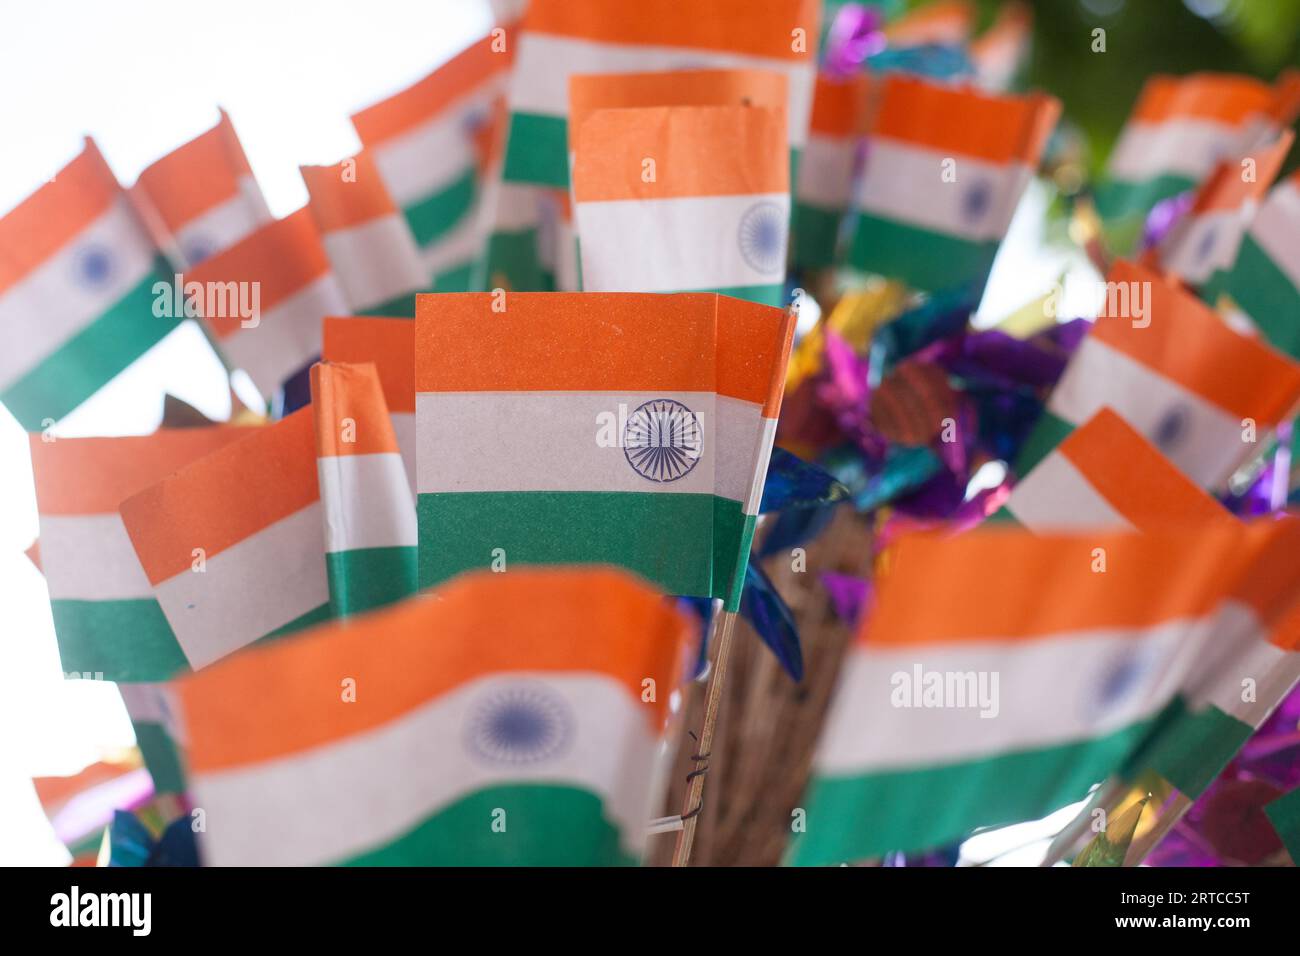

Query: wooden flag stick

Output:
[672, 606, 740, 867]
[1039, 778, 1124, 866]
[1124, 792, 1194, 866]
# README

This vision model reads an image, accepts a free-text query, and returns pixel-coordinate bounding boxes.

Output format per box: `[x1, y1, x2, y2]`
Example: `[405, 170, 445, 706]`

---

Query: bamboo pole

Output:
[672, 607, 740, 867]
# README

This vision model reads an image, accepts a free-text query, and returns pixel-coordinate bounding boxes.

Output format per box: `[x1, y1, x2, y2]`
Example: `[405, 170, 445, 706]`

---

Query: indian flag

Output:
[415, 292, 795, 610]
[175, 567, 692, 866]
[1202, 170, 1300, 359]
[999, 409, 1236, 531]
[1153, 131, 1292, 286]
[567, 67, 790, 289]
[321, 316, 415, 491]
[572, 105, 789, 306]
[184, 208, 349, 398]
[310, 361, 416, 617]
[847, 73, 1060, 295]
[28, 428, 247, 682]
[969, 1, 1033, 93]
[1095, 72, 1276, 226]
[1005, 411, 1300, 802]
[351, 32, 511, 290]
[131, 109, 271, 269]
[117, 683, 186, 796]
[501, 0, 819, 191]
[792, 72, 869, 269]
[477, 102, 551, 291]
[788, 522, 1297, 863]
[300, 153, 429, 316]
[1017, 260, 1300, 489]
[0, 139, 180, 430]
[119, 408, 331, 669]
[1124, 523, 1300, 798]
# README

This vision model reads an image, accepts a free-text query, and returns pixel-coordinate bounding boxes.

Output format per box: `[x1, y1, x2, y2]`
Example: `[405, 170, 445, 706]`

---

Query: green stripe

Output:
[326, 546, 418, 617]
[362, 288, 421, 318]
[1203, 235, 1300, 360]
[502, 112, 570, 188]
[791, 202, 843, 269]
[848, 214, 998, 294]
[1265, 786, 1300, 860]
[787, 719, 1151, 865]
[1093, 173, 1197, 223]
[418, 490, 746, 601]
[50, 599, 189, 683]
[986, 505, 1021, 525]
[478, 228, 552, 292]
[263, 602, 333, 639]
[433, 261, 475, 292]
[1, 259, 180, 430]
[1014, 409, 1075, 477]
[132, 721, 187, 795]
[341, 784, 636, 866]
[403, 168, 477, 248]
[695, 284, 785, 308]
[1124, 698, 1253, 798]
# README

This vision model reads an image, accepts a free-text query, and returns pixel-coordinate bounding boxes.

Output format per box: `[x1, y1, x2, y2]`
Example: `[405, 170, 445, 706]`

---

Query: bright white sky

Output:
[0, 0, 1097, 866]
[0, 0, 487, 865]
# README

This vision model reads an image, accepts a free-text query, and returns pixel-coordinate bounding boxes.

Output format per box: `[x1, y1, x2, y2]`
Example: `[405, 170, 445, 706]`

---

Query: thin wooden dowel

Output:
[672, 607, 740, 867]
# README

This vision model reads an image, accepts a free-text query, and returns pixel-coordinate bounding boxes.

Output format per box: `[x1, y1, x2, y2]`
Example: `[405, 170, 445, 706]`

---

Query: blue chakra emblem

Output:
[1153, 405, 1189, 451]
[1194, 226, 1218, 263]
[623, 398, 703, 483]
[72, 243, 115, 289]
[1088, 641, 1161, 720]
[183, 235, 218, 266]
[464, 683, 573, 765]
[737, 201, 787, 274]
[962, 178, 994, 224]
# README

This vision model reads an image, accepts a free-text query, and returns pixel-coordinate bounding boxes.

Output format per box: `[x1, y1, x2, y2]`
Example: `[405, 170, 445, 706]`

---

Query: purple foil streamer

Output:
[823, 4, 886, 78]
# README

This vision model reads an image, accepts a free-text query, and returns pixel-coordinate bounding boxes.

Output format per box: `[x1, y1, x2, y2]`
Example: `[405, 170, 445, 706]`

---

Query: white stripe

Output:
[372, 111, 482, 208]
[423, 211, 482, 274]
[153, 503, 329, 669]
[0, 199, 156, 389]
[417, 390, 768, 503]
[795, 132, 857, 208]
[218, 273, 348, 395]
[1004, 451, 1135, 532]
[483, 178, 543, 234]
[511, 32, 814, 147]
[39, 513, 153, 601]
[576, 192, 789, 293]
[814, 603, 1258, 773]
[119, 682, 186, 746]
[418, 389, 716, 497]
[856, 138, 1029, 241]
[1183, 630, 1300, 727]
[391, 411, 417, 491]
[1106, 118, 1249, 183]
[1247, 178, 1300, 291]
[172, 178, 271, 269]
[1048, 336, 1251, 489]
[737, 414, 777, 516]
[321, 214, 428, 310]
[317, 452, 416, 553]
[1158, 206, 1250, 284]
[191, 672, 660, 866]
